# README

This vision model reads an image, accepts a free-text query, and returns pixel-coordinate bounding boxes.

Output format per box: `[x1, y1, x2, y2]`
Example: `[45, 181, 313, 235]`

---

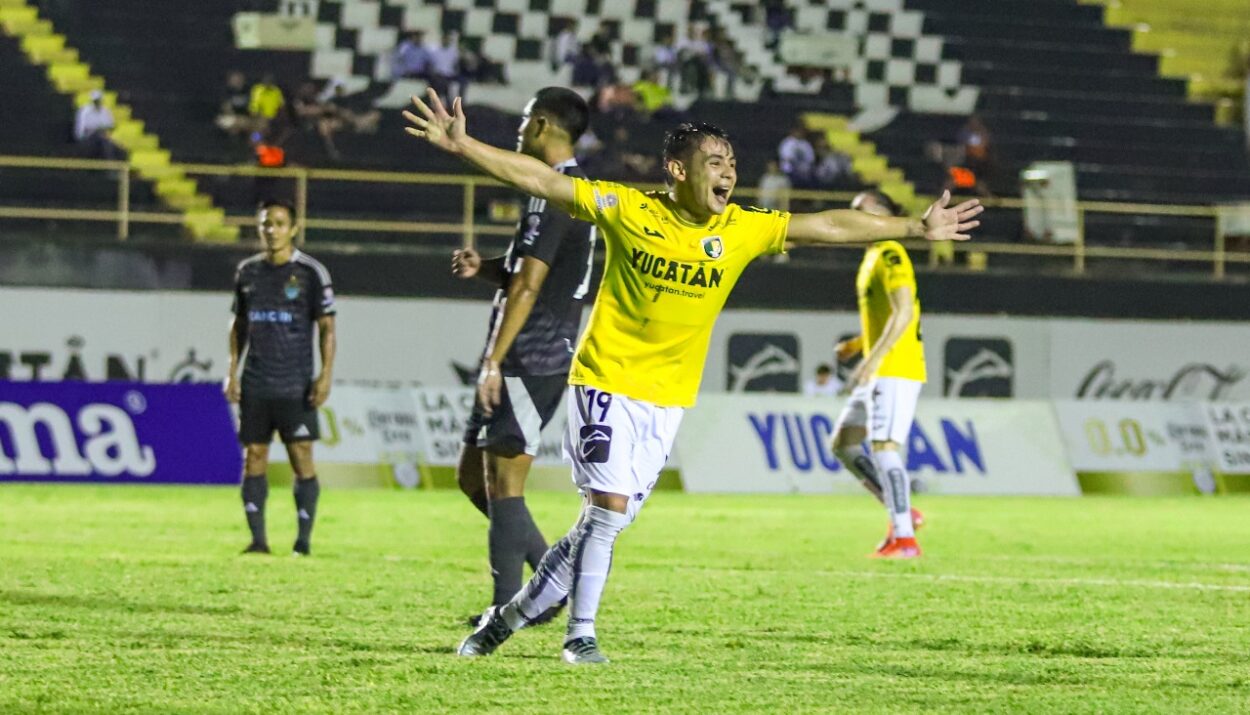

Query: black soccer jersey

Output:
[232, 250, 335, 399]
[483, 159, 595, 376]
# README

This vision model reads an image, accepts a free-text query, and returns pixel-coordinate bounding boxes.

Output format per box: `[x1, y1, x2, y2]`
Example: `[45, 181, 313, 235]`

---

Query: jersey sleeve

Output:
[569, 178, 629, 227]
[878, 243, 916, 293]
[310, 265, 336, 319]
[515, 199, 576, 267]
[736, 205, 792, 257]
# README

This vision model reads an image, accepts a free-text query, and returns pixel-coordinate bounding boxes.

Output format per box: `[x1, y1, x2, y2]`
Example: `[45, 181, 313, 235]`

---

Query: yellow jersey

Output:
[568, 178, 790, 407]
[855, 241, 926, 382]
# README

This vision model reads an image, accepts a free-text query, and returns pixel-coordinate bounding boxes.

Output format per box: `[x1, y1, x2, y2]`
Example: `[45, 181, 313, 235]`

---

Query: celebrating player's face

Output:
[680, 137, 737, 217]
[258, 206, 297, 254]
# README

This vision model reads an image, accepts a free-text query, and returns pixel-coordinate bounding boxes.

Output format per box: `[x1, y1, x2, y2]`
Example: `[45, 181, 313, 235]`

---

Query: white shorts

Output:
[833, 377, 922, 445]
[563, 385, 684, 522]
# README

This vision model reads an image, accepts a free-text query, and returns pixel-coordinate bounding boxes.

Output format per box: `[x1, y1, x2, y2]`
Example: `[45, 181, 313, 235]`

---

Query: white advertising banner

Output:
[1204, 403, 1250, 474]
[676, 395, 1078, 496]
[1053, 401, 1211, 473]
[1049, 321, 1250, 401]
[3, 287, 1246, 404]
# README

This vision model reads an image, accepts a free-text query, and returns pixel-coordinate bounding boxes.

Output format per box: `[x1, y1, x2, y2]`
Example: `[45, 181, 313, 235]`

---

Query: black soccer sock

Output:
[465, 488, 491, 519]
[241, 475, 268, 546]
[294, 477, 320, 547]
[488, 496, 537, 606]
[522, 509, 549, 573]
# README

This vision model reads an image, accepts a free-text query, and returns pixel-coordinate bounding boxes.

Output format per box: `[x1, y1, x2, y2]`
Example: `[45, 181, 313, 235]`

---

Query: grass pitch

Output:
[1, 485, 1248, 714]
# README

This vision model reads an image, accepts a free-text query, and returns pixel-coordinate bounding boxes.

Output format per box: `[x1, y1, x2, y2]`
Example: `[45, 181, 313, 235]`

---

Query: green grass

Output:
[1, 485, 1249, 714]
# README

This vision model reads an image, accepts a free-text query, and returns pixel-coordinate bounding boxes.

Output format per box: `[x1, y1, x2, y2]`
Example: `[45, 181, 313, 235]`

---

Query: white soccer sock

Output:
[502, 522, 580, 632]
[833, 445, 885, 504]
[875, 449, 914, 538]
[565, 506, 630, 642]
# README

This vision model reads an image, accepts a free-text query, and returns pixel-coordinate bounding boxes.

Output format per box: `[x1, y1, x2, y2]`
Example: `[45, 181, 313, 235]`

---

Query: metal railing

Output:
[0, 154, 1246, 279]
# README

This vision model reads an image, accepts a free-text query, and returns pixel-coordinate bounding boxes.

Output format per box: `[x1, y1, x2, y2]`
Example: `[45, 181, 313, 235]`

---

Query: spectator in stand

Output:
[803, 364, 843, 397]
[778, 124, 816, 187]
[958, 114, 992, 178]
[427, 31, 461, 104]
[75, 90, 119, 159]
[315, 82, 382, 160]
[216, 71, 255, 137]
[587, 21, 618, 87]
[570, 45, 600, 87]
[549, 20, 579, 73]
[458, 35, 508, 89]
[813, 134, 854, 189]
[392, 30, 430, 80]
[763, 0, 792, 50]
[594, 125, 656, 181]
[594, 82, 638, 125]
[651, 28, 678, 89]
[677, 24, 713, 97]
[249, 73, 285, 128]
[633, 68, 674, 120]
[757, 160, 791, 212]
[710, 28, 742, 100]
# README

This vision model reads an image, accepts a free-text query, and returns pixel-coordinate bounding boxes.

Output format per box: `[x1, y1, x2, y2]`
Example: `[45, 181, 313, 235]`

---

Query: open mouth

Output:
[712, 187, 730, 201]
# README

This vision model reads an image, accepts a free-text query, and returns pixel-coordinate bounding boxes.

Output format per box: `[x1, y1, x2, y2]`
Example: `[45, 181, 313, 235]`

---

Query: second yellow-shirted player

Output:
[831, 190, 928, 560]
[403, 89, 982, 663]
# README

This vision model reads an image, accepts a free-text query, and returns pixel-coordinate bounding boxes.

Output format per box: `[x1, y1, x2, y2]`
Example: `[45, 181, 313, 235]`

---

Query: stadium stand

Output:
[2, 0, 1248, 258]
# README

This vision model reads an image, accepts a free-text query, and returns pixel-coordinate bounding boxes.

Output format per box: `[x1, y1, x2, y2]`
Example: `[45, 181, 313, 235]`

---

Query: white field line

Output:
[822, 569, 1250, 593]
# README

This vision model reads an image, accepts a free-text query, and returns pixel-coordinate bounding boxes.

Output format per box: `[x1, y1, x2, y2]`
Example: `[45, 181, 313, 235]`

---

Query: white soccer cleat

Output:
[561, 637, 609, 665]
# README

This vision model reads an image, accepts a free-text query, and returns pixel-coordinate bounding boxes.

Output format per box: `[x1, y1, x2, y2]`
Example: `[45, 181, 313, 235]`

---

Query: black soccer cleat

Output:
[292, 540, 311, 557]
[242, 542, 271, 555]
[561, 636, 609, 665]
[457, 606, 514, 657]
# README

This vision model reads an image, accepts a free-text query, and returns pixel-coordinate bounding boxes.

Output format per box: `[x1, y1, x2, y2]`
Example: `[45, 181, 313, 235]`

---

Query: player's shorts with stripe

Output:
[833, 377, 922, 445]
[563, 385, 684, 522]
[238, 392, 320, 444]
[463, 373, 568, 457]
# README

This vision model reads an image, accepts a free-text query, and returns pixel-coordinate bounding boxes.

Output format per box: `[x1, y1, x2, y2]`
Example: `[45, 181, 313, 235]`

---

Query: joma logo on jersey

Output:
[629, 248, 723, 288]
[0, 401, 156, 477]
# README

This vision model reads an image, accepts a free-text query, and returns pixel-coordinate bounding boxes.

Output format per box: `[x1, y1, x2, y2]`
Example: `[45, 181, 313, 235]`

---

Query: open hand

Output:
[402, 88, 467, 155]
[922, 189, 983, 242]
[452, 247, 481, 279]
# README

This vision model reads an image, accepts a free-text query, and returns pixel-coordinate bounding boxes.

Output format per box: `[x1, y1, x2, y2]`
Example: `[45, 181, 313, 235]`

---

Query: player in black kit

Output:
[454, 87, 595, 621]
[226, 200, 337, 556]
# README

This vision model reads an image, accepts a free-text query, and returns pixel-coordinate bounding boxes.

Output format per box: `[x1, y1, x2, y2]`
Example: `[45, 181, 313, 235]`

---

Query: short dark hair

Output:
[530, 87, 589, 142]
[662, 122, 730, 184]
[258, 199, 297, 220]
[851, 189, 902, 217]
[816, 364, 833, 376]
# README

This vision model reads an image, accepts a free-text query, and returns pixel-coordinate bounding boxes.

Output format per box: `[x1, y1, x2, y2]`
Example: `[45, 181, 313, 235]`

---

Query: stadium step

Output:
[804, 112, 920, 212]
[1080, 0, 1250, 121]
[0, 0, 237, 242]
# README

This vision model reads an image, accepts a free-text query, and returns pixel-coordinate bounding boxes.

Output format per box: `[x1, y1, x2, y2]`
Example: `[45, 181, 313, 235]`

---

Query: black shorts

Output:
[238, 393, 320, 445]
[463, 373, 567, 457]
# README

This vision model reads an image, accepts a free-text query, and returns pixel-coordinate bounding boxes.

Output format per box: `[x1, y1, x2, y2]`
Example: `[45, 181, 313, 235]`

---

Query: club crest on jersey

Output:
[284, 275, 301, 300]
[702, 236, 724, 259]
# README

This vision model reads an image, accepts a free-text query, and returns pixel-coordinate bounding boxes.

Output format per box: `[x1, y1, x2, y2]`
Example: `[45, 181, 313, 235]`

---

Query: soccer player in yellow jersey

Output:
[403, 89, 982, 663]
[831, 190, 927, 560]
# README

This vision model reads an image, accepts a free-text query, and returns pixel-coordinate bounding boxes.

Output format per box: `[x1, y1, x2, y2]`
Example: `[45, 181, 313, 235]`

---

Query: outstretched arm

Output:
[785, 190, 982, 249]
[403, 89, 576, 213]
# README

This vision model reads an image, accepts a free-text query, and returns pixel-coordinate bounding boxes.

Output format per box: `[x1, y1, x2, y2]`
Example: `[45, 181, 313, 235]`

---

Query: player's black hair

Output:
[530, 87, 590, 142]
[663, 122, 730, 165]
[851, 189, 902, 217]
[816, 364, 833, 376]
[257, 199, 298, 221]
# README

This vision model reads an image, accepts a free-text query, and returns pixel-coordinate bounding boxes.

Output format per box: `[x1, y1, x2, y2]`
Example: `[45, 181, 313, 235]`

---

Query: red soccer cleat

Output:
[870, 536, 922, 559]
